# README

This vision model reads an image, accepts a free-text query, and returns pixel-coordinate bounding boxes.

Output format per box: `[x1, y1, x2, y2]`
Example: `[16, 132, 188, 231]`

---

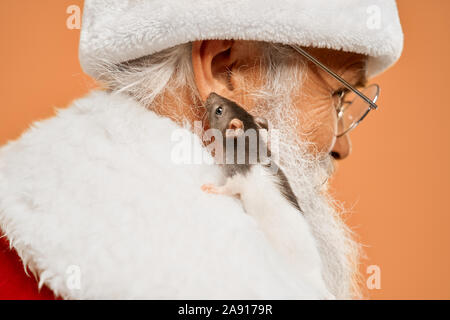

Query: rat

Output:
[200, 92, 334, 299]
[201, 92, 300, 212]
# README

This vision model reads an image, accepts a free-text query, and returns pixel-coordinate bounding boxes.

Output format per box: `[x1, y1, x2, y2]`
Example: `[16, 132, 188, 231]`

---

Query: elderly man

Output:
[0, 0, 403, 299]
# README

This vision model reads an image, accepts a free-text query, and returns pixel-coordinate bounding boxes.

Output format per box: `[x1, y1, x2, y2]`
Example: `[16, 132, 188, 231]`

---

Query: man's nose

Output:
[331, 134, 351, 160]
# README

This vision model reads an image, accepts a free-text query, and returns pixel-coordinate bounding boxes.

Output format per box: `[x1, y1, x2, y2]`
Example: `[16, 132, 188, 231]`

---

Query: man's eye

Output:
[215, 106, 223, 116]
[333, 88, 348, 99]
[332, 88, 349, 111]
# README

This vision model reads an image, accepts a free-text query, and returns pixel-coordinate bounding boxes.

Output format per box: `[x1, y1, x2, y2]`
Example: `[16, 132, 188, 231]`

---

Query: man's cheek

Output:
[296, 104, 337, 154]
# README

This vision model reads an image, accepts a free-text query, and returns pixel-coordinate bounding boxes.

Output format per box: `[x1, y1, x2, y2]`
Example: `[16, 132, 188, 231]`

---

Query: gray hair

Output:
[94, 42, 301, 117]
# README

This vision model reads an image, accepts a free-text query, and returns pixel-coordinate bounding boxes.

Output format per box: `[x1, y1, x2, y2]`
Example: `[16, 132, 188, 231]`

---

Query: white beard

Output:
[251, 92, 361, 299]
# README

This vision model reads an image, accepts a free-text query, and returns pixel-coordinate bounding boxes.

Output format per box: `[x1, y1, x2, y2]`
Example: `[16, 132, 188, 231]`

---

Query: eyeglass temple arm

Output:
[291, 45, 378, 110]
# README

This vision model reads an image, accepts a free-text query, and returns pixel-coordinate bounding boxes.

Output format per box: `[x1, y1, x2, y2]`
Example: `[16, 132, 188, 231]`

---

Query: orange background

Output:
[0, 0, 449, 299]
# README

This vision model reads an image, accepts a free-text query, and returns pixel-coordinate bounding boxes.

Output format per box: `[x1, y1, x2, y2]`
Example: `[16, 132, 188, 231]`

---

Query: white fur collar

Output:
[0, 91, 326, 299]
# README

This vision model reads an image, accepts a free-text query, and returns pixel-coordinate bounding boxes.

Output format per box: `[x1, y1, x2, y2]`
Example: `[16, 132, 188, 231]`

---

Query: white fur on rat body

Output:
[214, 164, 335, 299]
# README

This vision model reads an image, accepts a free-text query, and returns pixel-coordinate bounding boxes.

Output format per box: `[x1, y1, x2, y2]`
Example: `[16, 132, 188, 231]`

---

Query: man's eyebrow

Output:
[354, 74, 368, 88]
[342, 68, 367, 89]
[342, 59, 368, 88]
[334, 73, 367, 93]
[330, 59, 368, 91]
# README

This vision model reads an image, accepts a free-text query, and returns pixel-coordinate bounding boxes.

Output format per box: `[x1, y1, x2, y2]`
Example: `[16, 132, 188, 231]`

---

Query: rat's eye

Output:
[215, 106, 223, 116]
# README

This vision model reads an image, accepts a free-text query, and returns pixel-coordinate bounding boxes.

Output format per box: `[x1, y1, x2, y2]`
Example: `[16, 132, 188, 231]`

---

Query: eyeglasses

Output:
[290, 45, 380, 137]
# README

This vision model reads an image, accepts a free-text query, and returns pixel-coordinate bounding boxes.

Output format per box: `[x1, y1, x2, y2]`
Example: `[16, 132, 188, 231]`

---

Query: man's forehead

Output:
[301, 47, 368, 88]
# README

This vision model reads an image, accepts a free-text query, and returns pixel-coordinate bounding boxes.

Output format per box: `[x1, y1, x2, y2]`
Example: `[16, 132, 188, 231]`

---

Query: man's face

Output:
[291, 48, 367, 158]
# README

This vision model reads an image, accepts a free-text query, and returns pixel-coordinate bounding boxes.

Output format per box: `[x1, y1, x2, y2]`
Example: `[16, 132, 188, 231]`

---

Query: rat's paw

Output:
[201, 183, 220, 194]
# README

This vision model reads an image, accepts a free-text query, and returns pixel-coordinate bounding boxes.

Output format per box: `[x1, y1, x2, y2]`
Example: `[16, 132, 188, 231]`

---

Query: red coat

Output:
[0, 236, 55, 300]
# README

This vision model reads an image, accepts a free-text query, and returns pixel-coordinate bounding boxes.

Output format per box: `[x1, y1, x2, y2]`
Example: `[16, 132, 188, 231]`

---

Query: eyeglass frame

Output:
[290, 44, 380, 137]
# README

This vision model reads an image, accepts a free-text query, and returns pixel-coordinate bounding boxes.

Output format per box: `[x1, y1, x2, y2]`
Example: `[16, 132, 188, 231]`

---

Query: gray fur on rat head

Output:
[204, 93, 269, 175]
[205, 92, 262, 134]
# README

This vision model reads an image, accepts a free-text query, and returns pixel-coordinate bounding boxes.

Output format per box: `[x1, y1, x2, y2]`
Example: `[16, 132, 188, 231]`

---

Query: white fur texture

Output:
[0, 91, 330, 299]
[79, 0, 403, 79]
[215, 166, 334, 299]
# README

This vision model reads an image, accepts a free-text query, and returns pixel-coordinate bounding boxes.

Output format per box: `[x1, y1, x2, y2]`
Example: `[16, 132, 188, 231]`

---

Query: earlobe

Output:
[192, 40, 235, 101]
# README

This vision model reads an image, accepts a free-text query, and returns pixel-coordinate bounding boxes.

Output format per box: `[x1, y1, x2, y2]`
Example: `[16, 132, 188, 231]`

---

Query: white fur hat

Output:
[79, 0, 403, 79]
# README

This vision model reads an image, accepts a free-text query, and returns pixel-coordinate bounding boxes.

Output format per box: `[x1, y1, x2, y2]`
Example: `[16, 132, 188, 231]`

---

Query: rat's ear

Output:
[225, 118, 244, 138]
[254, 117, 268, 130]
[229, 118, 244, 130]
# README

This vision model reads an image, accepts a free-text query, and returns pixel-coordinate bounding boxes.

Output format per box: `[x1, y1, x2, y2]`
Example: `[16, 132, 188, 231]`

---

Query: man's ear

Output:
[192, 40, 236, 101]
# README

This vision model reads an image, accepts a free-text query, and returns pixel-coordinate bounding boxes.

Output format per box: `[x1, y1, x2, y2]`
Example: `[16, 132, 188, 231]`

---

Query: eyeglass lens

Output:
[337, 84, 379, 136]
